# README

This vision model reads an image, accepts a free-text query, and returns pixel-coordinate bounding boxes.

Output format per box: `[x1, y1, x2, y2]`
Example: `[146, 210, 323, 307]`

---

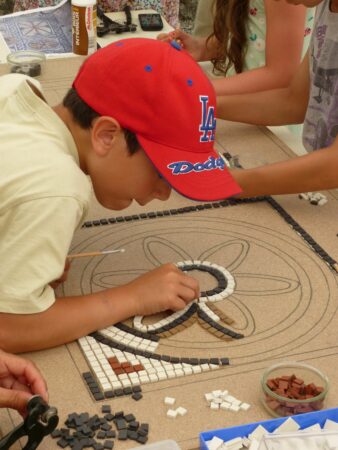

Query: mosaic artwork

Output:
[0, 0, 71, 53]
[59, 191, 338, 402]
[1, 52, 338, 450]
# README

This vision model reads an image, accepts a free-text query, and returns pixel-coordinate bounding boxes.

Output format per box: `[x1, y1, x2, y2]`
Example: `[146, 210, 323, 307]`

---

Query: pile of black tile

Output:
[52, 405, 149, 449]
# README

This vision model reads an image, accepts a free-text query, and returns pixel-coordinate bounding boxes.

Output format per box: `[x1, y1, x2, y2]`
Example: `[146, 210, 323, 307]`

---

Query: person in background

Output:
[0, 350, 48, 415]
[159, 0, 314, 96]
[217, 0, 338, 198]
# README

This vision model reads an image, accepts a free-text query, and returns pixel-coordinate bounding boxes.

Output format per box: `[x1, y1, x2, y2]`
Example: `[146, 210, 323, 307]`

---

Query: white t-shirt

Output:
[0, 74, 91, 314]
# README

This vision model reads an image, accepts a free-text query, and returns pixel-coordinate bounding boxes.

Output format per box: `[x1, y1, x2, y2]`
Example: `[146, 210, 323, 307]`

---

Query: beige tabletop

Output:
[0, 57, 337, 450]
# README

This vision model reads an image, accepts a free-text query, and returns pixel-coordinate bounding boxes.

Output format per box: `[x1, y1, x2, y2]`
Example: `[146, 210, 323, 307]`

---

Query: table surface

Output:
[97, 9, 174, 49]
[0, 9, 173, 63]
[0, 57, 337, 450]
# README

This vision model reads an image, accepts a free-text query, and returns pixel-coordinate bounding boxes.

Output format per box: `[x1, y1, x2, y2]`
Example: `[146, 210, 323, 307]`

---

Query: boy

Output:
[0, 38, 240, 353]
[217, 0, 338, 197]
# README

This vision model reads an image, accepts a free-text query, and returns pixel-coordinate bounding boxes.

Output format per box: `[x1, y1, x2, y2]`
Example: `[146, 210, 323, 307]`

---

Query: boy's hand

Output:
[0, 350, 48, 416]
[125, 263, 200, 316]
[157, 29, 205, 61]
[50, 259, 72, 289]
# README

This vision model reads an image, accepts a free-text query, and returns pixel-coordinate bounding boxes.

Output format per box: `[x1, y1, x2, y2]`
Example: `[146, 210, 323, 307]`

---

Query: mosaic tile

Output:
[79, 334, 229, 399]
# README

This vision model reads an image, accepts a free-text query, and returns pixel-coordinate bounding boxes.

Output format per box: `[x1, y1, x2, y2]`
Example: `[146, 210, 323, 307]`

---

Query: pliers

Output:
[0, 395, 58, 450]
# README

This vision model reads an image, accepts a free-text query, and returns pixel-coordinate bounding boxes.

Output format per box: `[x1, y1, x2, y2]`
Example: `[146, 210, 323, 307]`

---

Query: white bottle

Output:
[71, 0, 97, 56]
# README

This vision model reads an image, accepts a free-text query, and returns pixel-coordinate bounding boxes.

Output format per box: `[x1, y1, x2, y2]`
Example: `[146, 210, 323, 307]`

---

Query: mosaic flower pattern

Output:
[78, 234, 301, 399]
[92, 236, 300, 341]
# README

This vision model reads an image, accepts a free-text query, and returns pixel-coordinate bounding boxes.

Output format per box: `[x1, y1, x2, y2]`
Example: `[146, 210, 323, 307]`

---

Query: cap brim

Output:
[138, 136, 242, 202]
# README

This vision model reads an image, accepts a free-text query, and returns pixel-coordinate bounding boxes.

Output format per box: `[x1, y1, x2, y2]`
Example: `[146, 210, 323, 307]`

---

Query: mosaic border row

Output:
[81, 197, 267, 229]
[222, 151, 338, 273]
[81, 186, 337, 272]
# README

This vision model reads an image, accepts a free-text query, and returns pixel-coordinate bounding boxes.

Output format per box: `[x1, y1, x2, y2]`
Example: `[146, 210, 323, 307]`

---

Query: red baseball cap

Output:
[73, 38, 241, 201]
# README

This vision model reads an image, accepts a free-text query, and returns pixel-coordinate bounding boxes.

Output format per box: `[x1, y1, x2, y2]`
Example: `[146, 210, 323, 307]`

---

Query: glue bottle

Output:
[71, 0, 97, 56]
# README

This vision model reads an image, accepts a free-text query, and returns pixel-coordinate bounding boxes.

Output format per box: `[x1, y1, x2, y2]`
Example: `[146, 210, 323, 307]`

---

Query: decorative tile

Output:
[0, 0, 72, 53]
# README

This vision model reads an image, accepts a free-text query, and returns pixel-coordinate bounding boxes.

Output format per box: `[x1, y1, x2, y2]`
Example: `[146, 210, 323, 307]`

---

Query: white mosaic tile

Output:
[79, 335, 224, 394]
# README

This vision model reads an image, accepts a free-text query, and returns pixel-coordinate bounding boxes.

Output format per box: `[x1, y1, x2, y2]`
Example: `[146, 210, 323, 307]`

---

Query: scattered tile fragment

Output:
[166, 409, 177, 419]
[164, 397, 176, 406]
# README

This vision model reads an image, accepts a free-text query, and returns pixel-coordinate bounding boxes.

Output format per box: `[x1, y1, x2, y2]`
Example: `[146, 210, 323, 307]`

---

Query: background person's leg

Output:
[0, 0, 14, 15]
[192, 0, 213, 37]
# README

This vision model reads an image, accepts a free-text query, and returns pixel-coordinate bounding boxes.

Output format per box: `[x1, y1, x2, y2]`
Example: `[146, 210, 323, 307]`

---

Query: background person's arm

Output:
[212, 1, 309, 95]
[216, 51, 310, 126]
[232, 136, 338, 197]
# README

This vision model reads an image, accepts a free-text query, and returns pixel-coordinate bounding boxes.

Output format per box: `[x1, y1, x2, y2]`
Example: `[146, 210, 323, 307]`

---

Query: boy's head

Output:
[67, 38, 241, 209]
[63, 87, 161, 210]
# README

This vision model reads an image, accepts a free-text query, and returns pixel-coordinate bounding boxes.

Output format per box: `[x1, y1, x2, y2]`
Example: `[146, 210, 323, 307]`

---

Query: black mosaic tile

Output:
[132, 393, 143, 401]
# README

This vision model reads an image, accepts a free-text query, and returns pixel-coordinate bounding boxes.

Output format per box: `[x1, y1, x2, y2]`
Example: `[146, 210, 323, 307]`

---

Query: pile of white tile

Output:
[205, 417, 338, 450]
[204, 390, 251, 413]
[298, 192, 328, 206]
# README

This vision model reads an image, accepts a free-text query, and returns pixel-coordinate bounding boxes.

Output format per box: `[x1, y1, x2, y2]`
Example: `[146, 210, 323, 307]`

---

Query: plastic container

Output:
[71, 0, 97, 55]
[261, 362, 329, 417]
[7, 50, 46, 77]
[261, 430, 338, 449]
[199, 407, 338, 450]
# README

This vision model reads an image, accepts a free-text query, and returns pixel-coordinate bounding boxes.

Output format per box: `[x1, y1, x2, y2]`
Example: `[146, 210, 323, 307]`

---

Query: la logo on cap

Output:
[199, 96, 216, 143]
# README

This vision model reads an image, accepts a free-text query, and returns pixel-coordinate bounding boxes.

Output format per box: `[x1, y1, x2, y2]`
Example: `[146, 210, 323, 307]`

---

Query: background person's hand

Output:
[157, 29, 206, 61]
[0, 350, 48, 416]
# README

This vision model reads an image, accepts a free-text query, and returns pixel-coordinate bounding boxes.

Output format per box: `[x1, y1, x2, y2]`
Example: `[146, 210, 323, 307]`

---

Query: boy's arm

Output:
[0, 264, 199, 353]
[216, 51, 310, 125]
[0, 197, 199, 353]
[232, 136, 338, 197]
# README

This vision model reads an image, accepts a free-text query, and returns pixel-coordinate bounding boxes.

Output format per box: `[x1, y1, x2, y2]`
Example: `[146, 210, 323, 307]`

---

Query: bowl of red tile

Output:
[261, 361, 329, 418]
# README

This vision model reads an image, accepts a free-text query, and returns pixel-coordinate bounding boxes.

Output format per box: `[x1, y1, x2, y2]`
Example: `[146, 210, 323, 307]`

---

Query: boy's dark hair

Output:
[63, 87, 140, 154]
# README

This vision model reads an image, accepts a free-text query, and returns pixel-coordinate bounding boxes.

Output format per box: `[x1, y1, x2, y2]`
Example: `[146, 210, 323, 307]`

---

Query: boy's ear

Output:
[91, 116, 121, 156]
